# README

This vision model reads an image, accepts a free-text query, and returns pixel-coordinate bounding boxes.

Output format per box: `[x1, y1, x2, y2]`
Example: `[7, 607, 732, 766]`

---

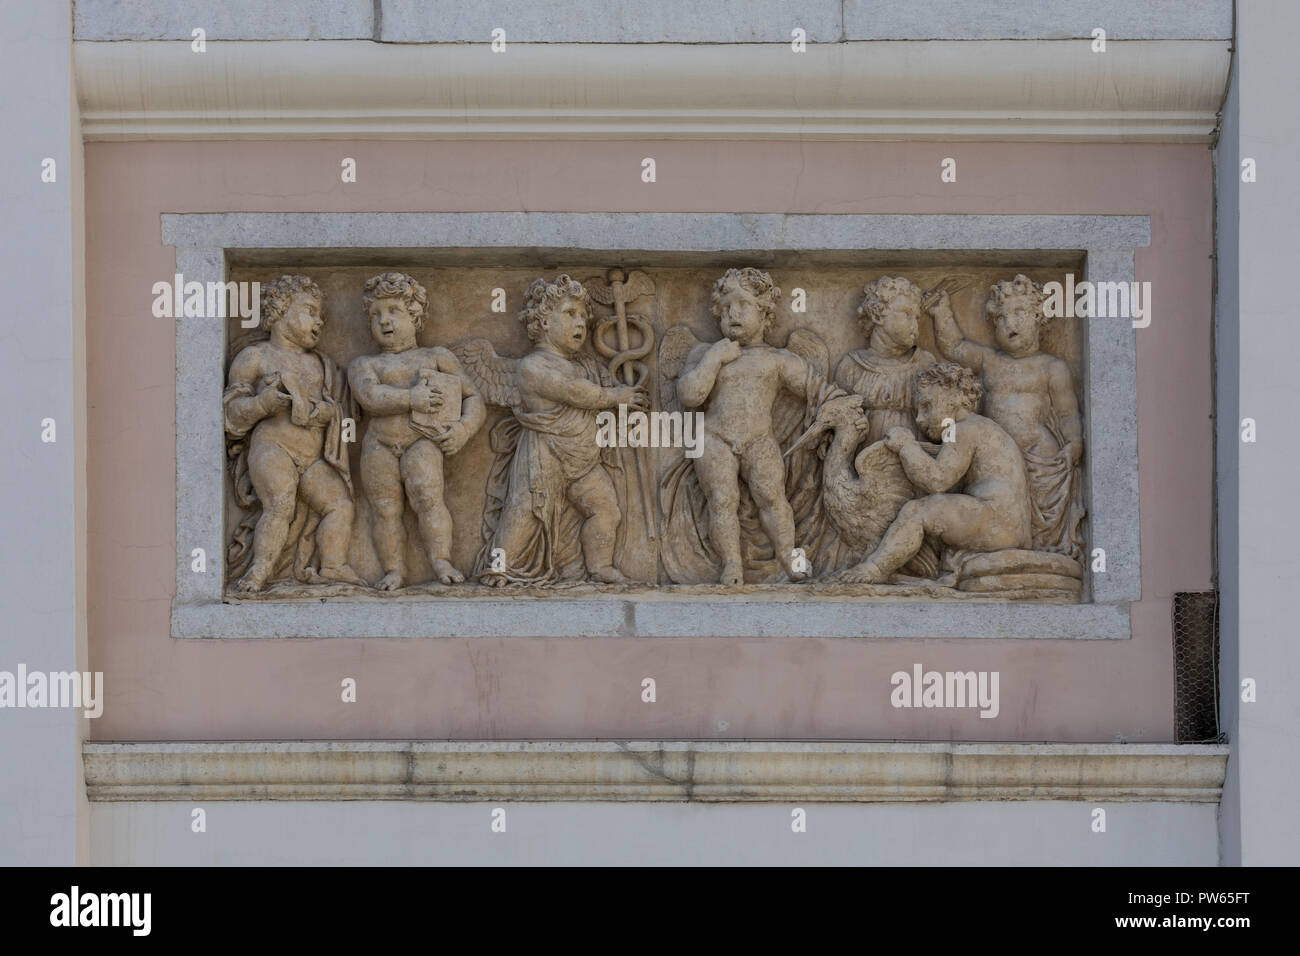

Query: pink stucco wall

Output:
[84, 140, 1213, 741]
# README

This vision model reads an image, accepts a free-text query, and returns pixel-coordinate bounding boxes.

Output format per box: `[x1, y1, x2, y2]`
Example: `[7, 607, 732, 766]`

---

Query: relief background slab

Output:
[225, 262, 1084, 597]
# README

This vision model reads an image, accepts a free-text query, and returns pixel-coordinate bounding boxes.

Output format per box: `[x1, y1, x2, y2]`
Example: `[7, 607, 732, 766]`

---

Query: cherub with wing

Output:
[451, 275, 647, 587]
[658, 267, 844, 585]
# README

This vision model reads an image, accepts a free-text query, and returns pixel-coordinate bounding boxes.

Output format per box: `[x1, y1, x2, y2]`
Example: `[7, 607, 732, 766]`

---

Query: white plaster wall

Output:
[1227, 0, 1300, 866]
[92, 801, 1218, 866]
[0, 2, 88, 866]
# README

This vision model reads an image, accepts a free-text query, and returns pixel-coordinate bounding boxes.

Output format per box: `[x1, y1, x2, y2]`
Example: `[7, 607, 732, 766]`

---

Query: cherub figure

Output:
[929, 274, 1085, 561]
[223, 275, 364, 593]
[674, 267, 821, 585]
[834, 276, 938, 445]
[454, 275, 647, 586]
[348, 272, 486, 589]
[839, 363, 1032, 583]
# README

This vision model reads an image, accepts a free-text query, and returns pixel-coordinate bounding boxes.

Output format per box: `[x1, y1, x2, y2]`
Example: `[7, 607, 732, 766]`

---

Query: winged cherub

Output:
[658, 268, 843, 585]
[452, 275, 647, 586]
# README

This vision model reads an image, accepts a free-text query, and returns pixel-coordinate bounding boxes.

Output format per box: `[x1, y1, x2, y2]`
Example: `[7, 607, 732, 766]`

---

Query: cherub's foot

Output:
[479, 573, 507, 588]
[589, 565, 626, 584]
[375, 570, 403, 591]
[315, 564, 367, 587]
[719, 562, 744, 587]
[233, 567, 269, 594]
[431, 559, 465, 585]
[838, 560, 888, 585]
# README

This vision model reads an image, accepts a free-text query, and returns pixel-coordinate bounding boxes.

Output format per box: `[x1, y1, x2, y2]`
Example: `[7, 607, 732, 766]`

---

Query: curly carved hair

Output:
[857, 275, 923, 332]
[363, 272, 428, 331]
[917, 361, 984, 412]
[710, 267, 781, 329]
[260, 275, 322, 331]
[985, 274, 1050, 328]
[519, 274, 589, 344]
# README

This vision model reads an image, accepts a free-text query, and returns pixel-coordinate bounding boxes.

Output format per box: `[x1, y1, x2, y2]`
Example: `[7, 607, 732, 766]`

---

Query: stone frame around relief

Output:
[165, 212, 1145, 639]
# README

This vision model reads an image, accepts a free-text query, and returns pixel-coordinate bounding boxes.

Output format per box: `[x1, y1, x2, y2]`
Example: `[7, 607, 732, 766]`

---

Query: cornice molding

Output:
[83, 741, 1229, 803]
[72, 0, 1233, 44]
[75, 39, 1230, 142]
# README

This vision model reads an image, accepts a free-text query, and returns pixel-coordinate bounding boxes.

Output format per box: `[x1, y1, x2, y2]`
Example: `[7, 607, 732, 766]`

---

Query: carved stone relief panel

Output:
[222, 262, 1086, 603]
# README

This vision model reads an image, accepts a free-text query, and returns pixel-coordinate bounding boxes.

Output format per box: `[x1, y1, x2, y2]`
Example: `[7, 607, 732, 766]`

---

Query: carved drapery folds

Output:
[223, 266, 1087, 602]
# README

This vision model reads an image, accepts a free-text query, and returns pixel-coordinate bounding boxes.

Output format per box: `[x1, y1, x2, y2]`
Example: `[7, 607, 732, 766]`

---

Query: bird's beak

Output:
[783, 421, 828, 459]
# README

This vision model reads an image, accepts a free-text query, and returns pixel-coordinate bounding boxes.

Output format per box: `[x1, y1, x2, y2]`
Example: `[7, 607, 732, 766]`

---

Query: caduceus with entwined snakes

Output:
[585, 268, 659, 540]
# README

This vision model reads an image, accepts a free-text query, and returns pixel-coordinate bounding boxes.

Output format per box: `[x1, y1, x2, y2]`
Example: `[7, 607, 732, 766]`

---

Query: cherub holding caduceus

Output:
[452, 274, 647, 587]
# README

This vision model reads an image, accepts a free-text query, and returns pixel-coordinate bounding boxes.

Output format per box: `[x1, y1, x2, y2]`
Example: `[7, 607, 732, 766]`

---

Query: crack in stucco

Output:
[614, 742, 694, 797]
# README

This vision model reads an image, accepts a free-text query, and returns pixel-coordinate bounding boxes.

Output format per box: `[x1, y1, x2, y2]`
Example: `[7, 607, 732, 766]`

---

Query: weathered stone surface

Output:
[1083, 249, 1140, 604]
[224, 276, 365, 594]
[379, 0, 843, 44]
[74, 0, 372, 40]
[83, 740, 1230, 803]
[166, 210, 1146, 638]
[173, 594, 1131, 639]
[219, 264, 1088, 600]
[162, 211, 1150, 256]
[843, 0, 1231, 41]
[73, 0, 1231, 43]
[349, 273, 486, 590]
[960, 573, 1082, 594]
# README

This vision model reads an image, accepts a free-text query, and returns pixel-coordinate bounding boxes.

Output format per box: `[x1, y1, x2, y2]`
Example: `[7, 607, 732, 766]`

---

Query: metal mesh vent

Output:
[1173, 590, 1220, 742]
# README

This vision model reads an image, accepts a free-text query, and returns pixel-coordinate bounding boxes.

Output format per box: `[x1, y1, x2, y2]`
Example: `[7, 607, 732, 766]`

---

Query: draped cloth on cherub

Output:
[223, 351, 355, 584]
[802, 347, 942, 577]
[660, 363, 829, 585]
[834, 348, 936, 445]
[473, 353, 628, 586]
[1023, 414, 1087, 564]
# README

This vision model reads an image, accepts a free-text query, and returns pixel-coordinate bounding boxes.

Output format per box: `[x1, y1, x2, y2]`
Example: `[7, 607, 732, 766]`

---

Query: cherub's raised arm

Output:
[930, 297, 989, 372]
[520, 359, 610, 409]
[676, 342, 724, 408]
[898, 434, 973, 494]
[1048, 359, 1083, 445]
[347, 358, 411, 415]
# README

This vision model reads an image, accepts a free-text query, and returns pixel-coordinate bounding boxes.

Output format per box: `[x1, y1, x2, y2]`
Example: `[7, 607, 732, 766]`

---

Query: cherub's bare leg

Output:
[237, 441, 302, 593]
[841, 495, 989, 584]
[401, 439, 462, 585]
[301, 460, 365, 587]
[360, 436, 406, 590]
[741, 436, 804, 580]
[569, 466, 625, 583]
[693, 438, 744, 585]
